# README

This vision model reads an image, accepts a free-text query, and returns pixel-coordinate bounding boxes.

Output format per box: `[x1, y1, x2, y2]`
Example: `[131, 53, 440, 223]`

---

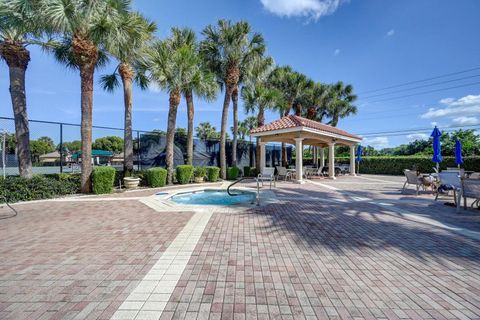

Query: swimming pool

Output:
[169, 189, 256, 205]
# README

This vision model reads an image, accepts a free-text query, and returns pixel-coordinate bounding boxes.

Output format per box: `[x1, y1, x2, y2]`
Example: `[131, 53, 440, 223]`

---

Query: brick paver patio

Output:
[1, 175, 480, 319]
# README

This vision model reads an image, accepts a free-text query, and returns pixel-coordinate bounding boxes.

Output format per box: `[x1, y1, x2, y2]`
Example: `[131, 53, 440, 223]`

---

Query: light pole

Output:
[1, 130, 6, 179]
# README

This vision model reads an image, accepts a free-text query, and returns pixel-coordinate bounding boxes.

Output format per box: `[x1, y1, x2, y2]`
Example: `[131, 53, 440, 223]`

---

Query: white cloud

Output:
[362, 136, 389, 149]
[386, 29, 395, 37]
[333, 48, 340, 56]
[260, 0, 347, 21]
[407, 133, 428, 141]
[421, 94, 480, 119]
[451, 116, 480, 126]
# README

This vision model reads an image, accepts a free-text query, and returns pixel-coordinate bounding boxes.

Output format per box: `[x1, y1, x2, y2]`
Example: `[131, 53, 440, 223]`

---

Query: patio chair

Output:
[435, 171, 461, 203]
[257, 167, 276, 189]
[402, 169, 433, 195]
[275, 166, 292, 181]
[461, 178, 480, 209]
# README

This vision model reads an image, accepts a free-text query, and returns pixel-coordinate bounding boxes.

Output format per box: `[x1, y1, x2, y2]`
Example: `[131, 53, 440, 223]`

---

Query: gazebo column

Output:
[350, 145, 356, 176]
[320, 148, 325, 167]
[328, 142, 336, 179]
[259, 139, 266, 171]
[313, 146, 317, 167]
[294, 138, 305, 184]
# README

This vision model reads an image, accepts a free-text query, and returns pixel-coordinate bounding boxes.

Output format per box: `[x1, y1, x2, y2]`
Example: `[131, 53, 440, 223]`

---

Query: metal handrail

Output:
[227, 177, 260, 206]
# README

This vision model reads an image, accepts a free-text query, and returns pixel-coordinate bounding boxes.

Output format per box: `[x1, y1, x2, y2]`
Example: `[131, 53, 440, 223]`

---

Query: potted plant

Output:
[193, 167, 207, 183]
[123, 176, 141, 189]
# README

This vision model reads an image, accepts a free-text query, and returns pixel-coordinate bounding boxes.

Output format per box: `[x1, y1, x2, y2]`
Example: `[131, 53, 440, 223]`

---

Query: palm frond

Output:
[99, 73, 120, 92]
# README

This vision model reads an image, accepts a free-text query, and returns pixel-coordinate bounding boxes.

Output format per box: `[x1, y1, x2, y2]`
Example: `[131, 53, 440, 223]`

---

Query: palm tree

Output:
[147, 35, 205, 184]
[238, 116, 257, 142]
[45, 0, 132, 193]
[269, 66, 309, 165]
[0, 0, 49, 178]
[243, 83, 282, 170]
[200, 20, 266, 179]
[196, 122, 217, 141]
[100, 13, 156, 177]
[327, 81, 358, 127]
[301, 82, 330, 121]
[169, 28, 218, 165]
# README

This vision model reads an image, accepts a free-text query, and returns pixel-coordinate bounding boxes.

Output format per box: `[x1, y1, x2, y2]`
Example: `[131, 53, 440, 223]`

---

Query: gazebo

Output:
[250, 115, 362, 183]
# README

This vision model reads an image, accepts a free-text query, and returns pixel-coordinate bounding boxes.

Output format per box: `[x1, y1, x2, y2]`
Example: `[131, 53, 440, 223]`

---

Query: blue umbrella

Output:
[431, 126, 443, 170]
[455, 139, 464, 167]
[356, 145, 362, 162]
[356, 145, 362, 175]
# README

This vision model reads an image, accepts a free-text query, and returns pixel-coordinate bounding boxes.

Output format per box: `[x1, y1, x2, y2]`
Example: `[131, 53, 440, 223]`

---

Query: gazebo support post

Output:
[294, 138, 305, 184]
[313, 146, 317, 167]
[350, 145, 356, 176]
[320, 148, 325, 168]
[328, 142, 336, 179]
[259, 139, 266, 173]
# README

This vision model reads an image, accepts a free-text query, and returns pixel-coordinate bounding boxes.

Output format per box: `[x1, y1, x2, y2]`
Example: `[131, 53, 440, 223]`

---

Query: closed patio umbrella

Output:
[455, 138, 464, 168]
[356, 145, 362, 175]
[431, 126, 442, 171]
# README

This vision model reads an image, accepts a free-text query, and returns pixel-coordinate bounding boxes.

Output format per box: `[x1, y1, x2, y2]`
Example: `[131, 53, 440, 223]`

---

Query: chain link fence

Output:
[0, 117, 287, 176]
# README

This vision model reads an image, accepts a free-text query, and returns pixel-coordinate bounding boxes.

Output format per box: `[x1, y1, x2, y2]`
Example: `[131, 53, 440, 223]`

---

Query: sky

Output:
[1, 0, 480, 149]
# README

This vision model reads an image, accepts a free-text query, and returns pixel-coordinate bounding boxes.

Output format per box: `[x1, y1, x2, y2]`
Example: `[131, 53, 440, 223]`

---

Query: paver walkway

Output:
[1, 175, 480, 319]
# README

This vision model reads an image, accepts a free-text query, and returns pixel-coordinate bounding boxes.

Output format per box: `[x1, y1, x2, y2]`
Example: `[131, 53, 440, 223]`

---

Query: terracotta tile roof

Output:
[250, 115, 362, 140]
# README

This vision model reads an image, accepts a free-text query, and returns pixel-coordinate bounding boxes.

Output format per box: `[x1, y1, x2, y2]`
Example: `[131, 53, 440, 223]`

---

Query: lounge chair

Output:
[257, 167, 276, 189]
[461, 178, 480, 209]
[275, 166, 292, 181]
[435, 171, 461, 203]
[402, 169, 434, 195]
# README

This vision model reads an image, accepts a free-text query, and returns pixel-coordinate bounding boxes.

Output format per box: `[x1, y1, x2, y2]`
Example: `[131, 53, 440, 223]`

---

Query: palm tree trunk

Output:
[220, 88, 232, 179]
[1, 42, 32, 178]
[166, 90, 181, 184]
[255, 107, 265, 170]
[186, 90, 194, 165]
[281, 102, 293, 167]
[231, 87, 239, 167]
[79, 64, 95, 193]
[119, 63, 134, 177]
[73, 34, 98, 193]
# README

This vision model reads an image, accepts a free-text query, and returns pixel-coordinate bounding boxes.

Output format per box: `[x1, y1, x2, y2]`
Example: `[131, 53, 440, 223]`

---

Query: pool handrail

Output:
[227, 178, 260, 206]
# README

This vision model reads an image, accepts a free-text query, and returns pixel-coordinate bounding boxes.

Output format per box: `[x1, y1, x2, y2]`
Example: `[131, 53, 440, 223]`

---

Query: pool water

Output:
[170, 189, 256, 205]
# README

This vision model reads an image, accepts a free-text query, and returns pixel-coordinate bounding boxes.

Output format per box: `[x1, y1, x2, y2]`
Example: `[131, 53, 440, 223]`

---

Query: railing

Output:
[227, 177, 260, 206]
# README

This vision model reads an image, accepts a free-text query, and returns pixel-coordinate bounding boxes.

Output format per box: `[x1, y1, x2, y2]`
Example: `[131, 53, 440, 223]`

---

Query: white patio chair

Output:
[275, 166, 291, 181]
[461, 178, 480, 209]
[435, 171, 461, 203]
[403, 169, 433, 195]
[257, 167, 276, 189]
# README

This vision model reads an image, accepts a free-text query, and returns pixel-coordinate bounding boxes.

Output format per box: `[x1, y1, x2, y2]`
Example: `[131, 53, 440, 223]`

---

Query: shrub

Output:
[243, 166, 258, 177]
[206, 166, 220, 182]
[145, 167, 167, 187]
[333, 156, 480, 175]
[227, 166, 240, 180]
[176, 165, 194, 184]
[0, 173, 81, 204]
[194, 167, 207, 178]
[92, 167, 116, 194]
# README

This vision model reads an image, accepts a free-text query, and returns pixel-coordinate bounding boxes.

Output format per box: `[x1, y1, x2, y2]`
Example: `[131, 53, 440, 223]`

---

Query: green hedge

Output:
[334, 156, 480, 175]
[226, 166, 240, 180]
[92, 167, 116, 194]
[145, 167, 167, 187]
[194, 167, 207, 178]
[0, 173, 81, 203]
[206, 166, 220, 182]
[176, 165, 194, 184]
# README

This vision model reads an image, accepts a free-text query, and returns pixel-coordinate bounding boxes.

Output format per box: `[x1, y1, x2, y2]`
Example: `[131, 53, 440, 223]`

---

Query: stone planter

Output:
[194, 176, 205, 183]
[123, 177, 141, 189]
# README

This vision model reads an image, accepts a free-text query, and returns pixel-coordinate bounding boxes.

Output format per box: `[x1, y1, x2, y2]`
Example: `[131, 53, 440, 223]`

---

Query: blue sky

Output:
[1, 0, 480, 148]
